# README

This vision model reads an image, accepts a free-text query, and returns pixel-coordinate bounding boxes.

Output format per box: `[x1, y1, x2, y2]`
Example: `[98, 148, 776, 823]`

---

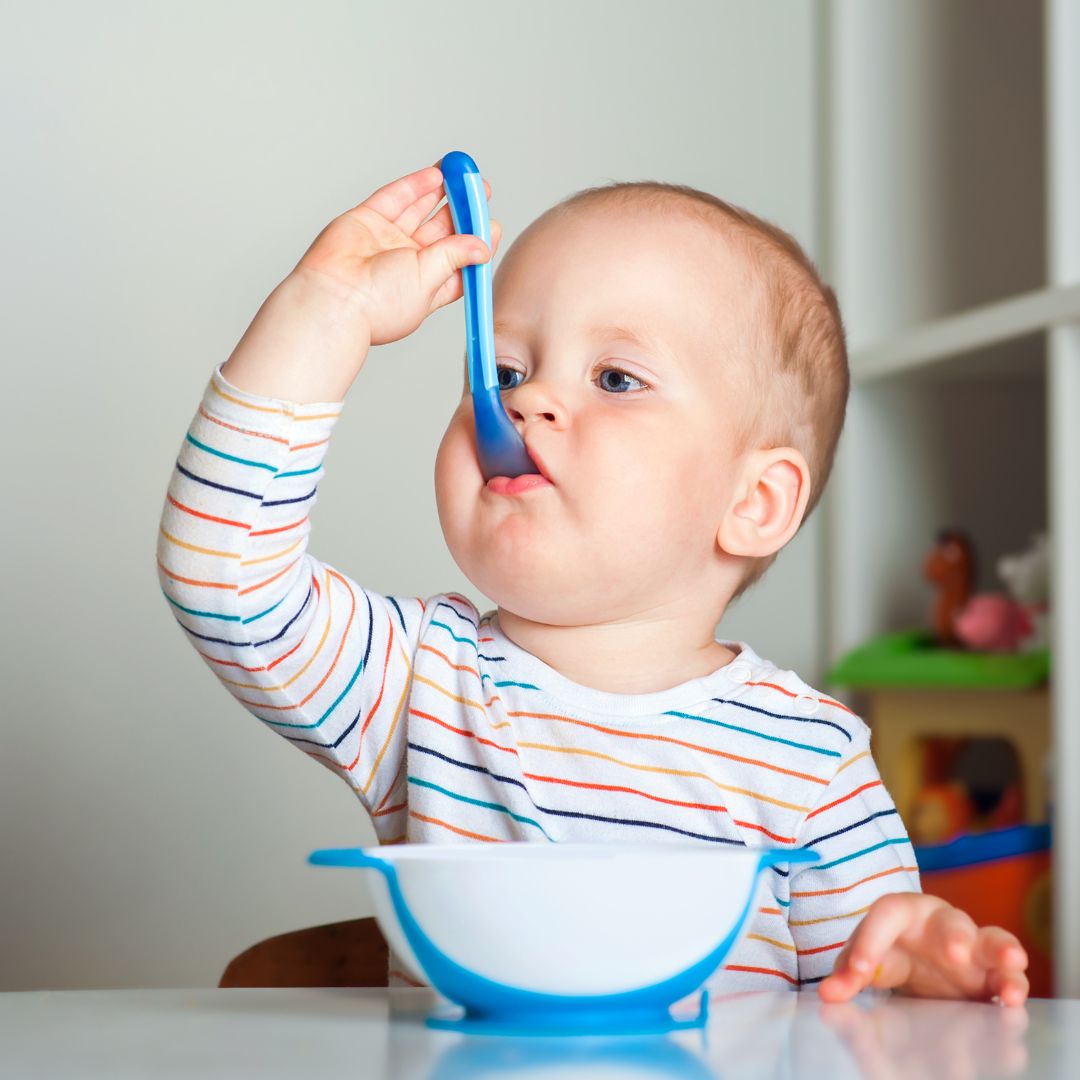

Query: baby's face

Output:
[434, 202, 755, 625]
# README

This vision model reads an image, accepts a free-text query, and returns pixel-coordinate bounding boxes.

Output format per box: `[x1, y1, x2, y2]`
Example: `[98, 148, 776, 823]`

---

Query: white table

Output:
[1, 987, 1075, 1078]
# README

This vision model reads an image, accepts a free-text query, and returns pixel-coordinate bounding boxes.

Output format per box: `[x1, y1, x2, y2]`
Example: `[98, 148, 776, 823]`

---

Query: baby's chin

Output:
[444, 533, 640, 627]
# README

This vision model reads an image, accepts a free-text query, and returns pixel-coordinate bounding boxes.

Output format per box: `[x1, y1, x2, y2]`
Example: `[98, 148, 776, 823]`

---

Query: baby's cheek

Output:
[434, 418, 482, 520]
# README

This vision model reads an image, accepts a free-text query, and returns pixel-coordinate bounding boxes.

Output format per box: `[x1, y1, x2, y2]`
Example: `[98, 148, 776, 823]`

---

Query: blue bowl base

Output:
[424, 992, 709, 1037]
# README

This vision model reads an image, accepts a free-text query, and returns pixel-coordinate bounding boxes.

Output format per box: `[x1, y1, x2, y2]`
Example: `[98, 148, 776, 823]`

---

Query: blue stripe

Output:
[176, 462, 261, 501]
[711, 698, 853, 743]
[288, 708, 360, 753]
[388, 596, 408, 634]
[406, 741, 744, 846]
[436, 600, 478, 629]
[432, 619, 479, 653]
[665, 709, 841, 759]
[241, 593, 289, 625]
[252, 582, 313, 648]
[804, 809, 899, 849]
[162, 588, 240, 622]
[802, 837, 911, 873]
[266, 590, 373, 732]
[276, 465, 322, 478]
[263, 486, 316, 507]
[172, 580, 312, 648]
[408, 775, 553, 839]
[186, 433, 277, 472]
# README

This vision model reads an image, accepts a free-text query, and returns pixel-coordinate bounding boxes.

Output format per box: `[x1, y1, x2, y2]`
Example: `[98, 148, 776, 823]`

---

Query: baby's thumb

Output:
[418, 235, 491, 297]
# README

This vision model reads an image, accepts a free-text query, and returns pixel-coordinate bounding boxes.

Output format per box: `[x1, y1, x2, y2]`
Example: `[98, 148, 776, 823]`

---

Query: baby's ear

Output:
[717, 448, 811, 559]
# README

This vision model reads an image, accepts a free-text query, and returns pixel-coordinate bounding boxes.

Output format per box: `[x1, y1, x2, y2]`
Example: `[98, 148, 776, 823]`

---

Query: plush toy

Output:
[953, 594, 1033, 652]
[952, 532, 1050, 653]
[922, 530, 974, 647]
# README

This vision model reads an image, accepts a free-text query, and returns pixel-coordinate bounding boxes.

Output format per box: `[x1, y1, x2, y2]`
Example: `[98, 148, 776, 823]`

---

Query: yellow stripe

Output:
[414, 649, 811, 811]
[837, 749, 870, 774]
[516, 741, 812, 813]
[788, 905, 870, 928]
[210, 378, 340, 421]
[746, 933, 797, 953]
[211, 380, 291, 416]
[159, 524, 240, 560]
[413, 671, 493, 714]
[210, 375, 341, 423]
[218, 567, 333, 692]
[364, 642, 413, 795]
[240, 537, 303, 567]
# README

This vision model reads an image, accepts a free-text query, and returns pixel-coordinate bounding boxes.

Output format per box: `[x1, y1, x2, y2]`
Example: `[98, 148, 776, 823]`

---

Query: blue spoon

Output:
[440, 151, 540, 482]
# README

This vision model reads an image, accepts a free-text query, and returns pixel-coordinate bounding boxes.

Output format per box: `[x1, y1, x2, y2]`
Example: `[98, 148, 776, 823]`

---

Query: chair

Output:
[219, 917, 389, 988]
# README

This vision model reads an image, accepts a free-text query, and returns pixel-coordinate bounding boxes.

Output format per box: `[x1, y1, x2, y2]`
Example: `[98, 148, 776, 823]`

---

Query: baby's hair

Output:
[542, 181, 850, 602]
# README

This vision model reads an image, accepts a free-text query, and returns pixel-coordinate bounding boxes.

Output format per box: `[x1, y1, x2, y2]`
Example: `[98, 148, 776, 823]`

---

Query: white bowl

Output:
[309, 842, 817, 1031]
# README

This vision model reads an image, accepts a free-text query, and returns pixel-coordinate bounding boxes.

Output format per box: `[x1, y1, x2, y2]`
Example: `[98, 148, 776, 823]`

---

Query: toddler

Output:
[157, 163, 1029, 1005]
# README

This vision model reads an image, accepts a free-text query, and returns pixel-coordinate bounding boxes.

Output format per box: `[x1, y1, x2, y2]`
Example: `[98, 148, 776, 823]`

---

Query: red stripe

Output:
[724, 965, 799, 986]
[167, 494, 249, 530]
[807, 779, 882, 820]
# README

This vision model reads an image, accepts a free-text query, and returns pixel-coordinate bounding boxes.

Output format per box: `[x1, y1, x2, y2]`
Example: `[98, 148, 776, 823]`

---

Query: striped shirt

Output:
[157, 364, 920, 992]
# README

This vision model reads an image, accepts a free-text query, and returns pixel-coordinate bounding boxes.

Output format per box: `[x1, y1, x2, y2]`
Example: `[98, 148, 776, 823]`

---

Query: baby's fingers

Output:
[426, 220, 503, 313]
[398, 176, 493, 240]
[846, 894, 939, 977]
[818, 894, 939, 1002]
[924, 901, 980, 969]
[414, 188, 495, 249]
[973, 927, 1029, 1007]
[972, 926, 1028, 973]
[986, 966, 1030, 1008]
[353, 165, 445, 223]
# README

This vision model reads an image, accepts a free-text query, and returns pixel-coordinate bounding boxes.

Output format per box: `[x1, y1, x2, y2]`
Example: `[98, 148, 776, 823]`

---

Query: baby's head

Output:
[434, 183, 847, 630]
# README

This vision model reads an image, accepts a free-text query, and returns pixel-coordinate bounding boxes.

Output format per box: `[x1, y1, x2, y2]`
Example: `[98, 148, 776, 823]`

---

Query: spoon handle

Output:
[440, 151, 539, 480]
[440, 151, 497, 395]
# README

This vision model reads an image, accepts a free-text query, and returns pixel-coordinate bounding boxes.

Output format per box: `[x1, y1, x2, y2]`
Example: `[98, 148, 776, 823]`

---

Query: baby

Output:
[158, 163, 1029, 1005]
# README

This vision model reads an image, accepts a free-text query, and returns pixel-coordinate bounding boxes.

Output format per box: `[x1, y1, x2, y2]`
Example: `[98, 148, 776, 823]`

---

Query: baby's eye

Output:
[495, 364, 648, 394]
[496, 365, 523, 390]
[596, 367, 647, 394]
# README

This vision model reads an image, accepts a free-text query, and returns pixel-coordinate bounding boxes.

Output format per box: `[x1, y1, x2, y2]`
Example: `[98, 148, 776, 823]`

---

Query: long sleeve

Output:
[156, 364, 423, 839]
[787, 722, 921, 986]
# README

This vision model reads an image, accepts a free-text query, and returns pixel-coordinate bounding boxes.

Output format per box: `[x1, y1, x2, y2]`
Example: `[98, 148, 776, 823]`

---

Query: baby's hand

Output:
[295, 163, 502, 347]
[222, 163, 502, 403]
[817, 893, 1030, 1007]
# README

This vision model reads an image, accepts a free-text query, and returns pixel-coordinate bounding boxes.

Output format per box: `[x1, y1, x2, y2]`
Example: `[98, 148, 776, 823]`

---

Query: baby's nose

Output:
[507, 402, 559, 424]
[504, 382, 566, 428]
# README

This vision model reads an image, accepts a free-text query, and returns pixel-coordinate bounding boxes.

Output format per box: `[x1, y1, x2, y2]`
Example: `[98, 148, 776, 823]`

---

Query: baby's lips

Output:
[523, 442, 555, 485]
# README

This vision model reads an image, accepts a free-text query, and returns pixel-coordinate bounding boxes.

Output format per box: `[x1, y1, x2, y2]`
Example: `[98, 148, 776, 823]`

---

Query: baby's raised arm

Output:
[156, 164, 498, 829]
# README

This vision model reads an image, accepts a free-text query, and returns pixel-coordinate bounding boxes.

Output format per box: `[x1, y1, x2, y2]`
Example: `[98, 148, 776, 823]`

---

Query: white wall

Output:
[0, 0, 822, 989]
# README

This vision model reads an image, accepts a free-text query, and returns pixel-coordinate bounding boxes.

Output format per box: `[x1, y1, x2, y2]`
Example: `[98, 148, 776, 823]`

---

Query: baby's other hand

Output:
[817, 893, 1029, 1007]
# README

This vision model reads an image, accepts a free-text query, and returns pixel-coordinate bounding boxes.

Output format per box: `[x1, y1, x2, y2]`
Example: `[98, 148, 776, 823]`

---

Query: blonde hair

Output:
[544, 182, 849, 601]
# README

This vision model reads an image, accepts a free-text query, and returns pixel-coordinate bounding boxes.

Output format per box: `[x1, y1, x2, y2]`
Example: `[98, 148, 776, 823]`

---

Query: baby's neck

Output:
[495, 606, 737, 695]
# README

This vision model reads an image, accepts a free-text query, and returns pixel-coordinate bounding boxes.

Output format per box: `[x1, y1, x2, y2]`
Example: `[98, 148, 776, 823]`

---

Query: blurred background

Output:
[2, 0, 1076, 995]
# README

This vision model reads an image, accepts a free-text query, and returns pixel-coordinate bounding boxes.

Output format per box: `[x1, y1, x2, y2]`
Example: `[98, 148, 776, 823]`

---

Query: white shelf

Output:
[851, 283, 1080, 382]
[824, 0, 1080, 997]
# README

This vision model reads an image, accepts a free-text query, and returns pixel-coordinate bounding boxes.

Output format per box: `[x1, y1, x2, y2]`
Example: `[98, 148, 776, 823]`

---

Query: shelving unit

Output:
[821, 0, 1080, 995]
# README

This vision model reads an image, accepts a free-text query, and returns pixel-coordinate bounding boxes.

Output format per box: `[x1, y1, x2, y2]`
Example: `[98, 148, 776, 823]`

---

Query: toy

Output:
[953, 532, 1050, 653]
[922, 530, 974, 647]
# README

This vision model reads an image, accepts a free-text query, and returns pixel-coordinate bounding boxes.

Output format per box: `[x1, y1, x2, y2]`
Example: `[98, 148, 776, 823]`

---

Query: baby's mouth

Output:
[483, 443, 555, 495]
[486, 474, 553, 496]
